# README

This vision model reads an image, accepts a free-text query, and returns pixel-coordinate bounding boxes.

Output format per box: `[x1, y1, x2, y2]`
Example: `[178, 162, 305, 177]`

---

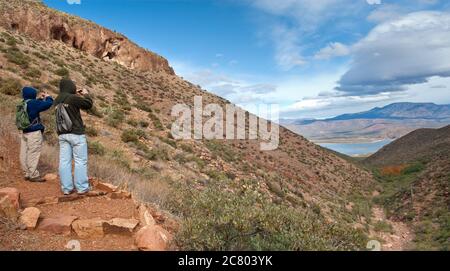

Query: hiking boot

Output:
[63, 190, 75, 196]
[77, 189, 91, 196]
[29, 177, 46, 183]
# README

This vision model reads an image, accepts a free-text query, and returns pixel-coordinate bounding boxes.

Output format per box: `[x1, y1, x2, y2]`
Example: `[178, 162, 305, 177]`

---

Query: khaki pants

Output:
[20, 131, 43, 179]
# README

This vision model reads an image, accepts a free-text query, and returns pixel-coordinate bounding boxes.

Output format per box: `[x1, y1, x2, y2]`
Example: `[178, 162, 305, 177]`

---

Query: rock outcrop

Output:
[19, 207, 41, 230]
[0, 0, 175, 75]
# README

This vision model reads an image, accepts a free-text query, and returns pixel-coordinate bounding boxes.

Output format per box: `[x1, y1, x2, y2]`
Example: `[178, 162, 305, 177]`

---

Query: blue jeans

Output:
[59, 134, 90, 194]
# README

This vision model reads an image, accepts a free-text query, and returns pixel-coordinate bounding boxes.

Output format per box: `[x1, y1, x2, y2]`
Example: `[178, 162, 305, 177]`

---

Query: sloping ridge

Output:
[364, 125, 450, 166]
[0, 0, 175, 75]
[0, 1, 379, 250]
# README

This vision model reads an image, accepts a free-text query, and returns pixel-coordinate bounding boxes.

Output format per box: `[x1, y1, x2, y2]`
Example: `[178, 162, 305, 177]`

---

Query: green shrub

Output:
[205, 140, 238, 162]
[106, 109, 125, 127]
[121, 129, 139, 143]
[169, 179, 367, 251]
[88, 141, 106, 156]
[374, 221, 394, 234]
[25, 67, 42, 79]
[402, 162, 425, 175]
[5, 47, 30, 68]
[139, 121, 149, 128]
[135, 101, 153, 112]
[159, 136, 177, 148]
[121, 129, 147, 143]
[85, 126, 99, 137]
[0, 78, 22, 96]
[127, 119, 138, 127]
[55, 67, 70, 77]
[32, 51, 48, 60]
[144, 147, 170, 161]
[149, 112, 164, 130]
[180, 144, 193, 153]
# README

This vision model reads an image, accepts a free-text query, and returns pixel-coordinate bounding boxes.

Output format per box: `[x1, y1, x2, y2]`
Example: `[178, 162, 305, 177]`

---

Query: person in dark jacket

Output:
[54, 79, 93, 195]
[20, 87, 54, 182]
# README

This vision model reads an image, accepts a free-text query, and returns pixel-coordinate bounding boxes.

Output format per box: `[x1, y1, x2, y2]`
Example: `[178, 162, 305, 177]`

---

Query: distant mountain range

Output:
[281, 103, 450, 143]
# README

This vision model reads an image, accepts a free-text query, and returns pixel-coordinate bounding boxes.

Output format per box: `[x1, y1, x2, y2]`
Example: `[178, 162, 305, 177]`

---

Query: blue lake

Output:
[318, 139, 393, 157]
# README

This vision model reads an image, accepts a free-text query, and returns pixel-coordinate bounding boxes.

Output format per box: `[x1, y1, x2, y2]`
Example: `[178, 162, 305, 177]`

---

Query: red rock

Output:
[95, 182, 118, 193]
[38, 216, 77, 235]
[109, 191, 131, 200]
[72, 218, 105, 239]
[104, 218, 139, 235]
[0, 196, 19, 221]
[0, 187, 20, 209]
[19, 207, 41, 229]
[43, 173, 58, 182]
[138, 204, 155, 226]
[135, 225, 171, 251]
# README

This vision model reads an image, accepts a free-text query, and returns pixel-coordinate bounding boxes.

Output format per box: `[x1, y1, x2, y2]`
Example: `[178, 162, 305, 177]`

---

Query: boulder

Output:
[138, 204, 155, 226]
[19, 207, 41, 229]
[109, 191, 131, 200]
[43, 173, 58, 182]
[38, 215, 78, 235]
[0, 196, 19, 221]
[135, 225, 171, 251]
[72, 218, 106, 239]
[104, 218, 139, 235]
[95, 182, 118, 193]
[0, 187, 20, 209]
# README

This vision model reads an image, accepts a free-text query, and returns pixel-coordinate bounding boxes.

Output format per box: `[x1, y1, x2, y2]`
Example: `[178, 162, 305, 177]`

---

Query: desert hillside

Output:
[365, 126, 450, 250]
[0, 0, 394, 251]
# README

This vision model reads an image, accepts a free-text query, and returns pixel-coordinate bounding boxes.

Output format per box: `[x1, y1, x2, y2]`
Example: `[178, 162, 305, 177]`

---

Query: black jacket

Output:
[54, 79, 93, 135]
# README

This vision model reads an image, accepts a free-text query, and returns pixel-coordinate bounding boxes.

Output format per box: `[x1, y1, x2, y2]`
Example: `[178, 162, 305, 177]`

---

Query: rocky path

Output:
[0, 144, 174, 251]
[370, 206, 414, 251]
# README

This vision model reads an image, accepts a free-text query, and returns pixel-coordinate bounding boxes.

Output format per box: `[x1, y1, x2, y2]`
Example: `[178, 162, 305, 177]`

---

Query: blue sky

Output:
[44, 0, 450, 119]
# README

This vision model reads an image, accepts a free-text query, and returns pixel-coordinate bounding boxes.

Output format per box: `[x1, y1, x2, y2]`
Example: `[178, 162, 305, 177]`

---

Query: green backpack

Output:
[15, 99, 31, 130]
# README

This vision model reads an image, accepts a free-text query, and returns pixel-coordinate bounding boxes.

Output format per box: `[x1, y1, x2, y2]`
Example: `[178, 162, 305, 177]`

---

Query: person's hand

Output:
[40, 92, 50, 99]
[77, 88, 89, 95]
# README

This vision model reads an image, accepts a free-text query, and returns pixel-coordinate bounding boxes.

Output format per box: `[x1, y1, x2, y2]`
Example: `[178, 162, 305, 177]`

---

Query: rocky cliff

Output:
[0, 0, 175, 75]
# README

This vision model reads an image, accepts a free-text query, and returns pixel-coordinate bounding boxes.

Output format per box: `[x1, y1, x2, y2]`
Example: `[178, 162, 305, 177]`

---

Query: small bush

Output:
[402, 163, 425, 175]
[85, 126, 99, 137]
[0, 78, 22, 96]
[121, 129, 147, 143]
[5, 47, 30, 68]
[121, 129, 140, 143]
[127, 119, 138, 127]
[149, 112, 164, 130]
[106, 109, 125, 127]
[159, 136, 177, 148]
[135, 101, 153, 112]
[144, 147, 170, 161]
[374, 221, 394, 234]
[55, 67, 70, 77]
[139, 121, 149, 128]
[88, 141, 106, 156]
[25, 67, 42, 79]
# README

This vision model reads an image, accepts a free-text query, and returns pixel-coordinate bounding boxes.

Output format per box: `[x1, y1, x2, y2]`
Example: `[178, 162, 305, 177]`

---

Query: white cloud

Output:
[171, 61, 277, 105]
[338, 11, 450, 95]
[272, 25, 307, 70]
[314, 42, 350, 60]
[247, 0, 366, 70]
[367, 4, 405, 23]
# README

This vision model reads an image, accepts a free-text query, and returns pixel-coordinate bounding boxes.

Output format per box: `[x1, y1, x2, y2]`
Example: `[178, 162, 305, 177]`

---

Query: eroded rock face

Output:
[0, 0, 175, 75]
